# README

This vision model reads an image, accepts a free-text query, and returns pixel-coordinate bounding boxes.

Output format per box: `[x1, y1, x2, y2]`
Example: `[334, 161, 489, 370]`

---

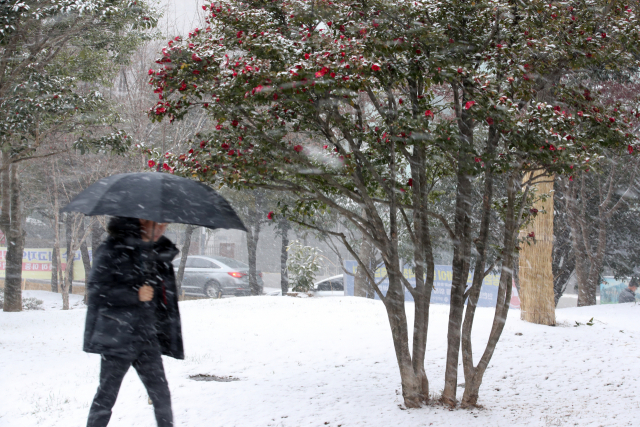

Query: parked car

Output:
[172, 255, 264, 298]
[312, 274, 345, 297]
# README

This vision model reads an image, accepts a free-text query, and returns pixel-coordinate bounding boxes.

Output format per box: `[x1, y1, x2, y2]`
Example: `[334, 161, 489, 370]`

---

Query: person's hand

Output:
[139, 285, 154, 302]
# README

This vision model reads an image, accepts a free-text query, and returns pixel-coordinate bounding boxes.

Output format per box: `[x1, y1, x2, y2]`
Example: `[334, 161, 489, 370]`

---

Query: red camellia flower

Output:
[315, 66, 330, 78]
[424, 110, 434, 118]
[156, 107, 166, 114]
[549, 144, 556, 151]
[221, 143, 230, 149]
[628, 145, 634, 154]
[407, 178, 413, 187]
[601, 32, 606, 38]
[330, 72, 336, 78]
[327, 21, 332, 27]
[237, 31, 243, 38]
[148, 69, 154, 75]
[148, 160, 156, 168]
[231, 119, 239, 127]
[609, 117, 615, 123]
[179, 82, 187, 91]
[530, 208, 538, 214]
[267, 211, 274, 220]
[577, 111, 584, 117]
[323, 145, 328, 149]
[399, 99, 403, 104]
[305, 53, 310, 59]
[200, 141, 206, 148]
[191, 53, 202, 62]
[216, 124, 223, 130]
[293, 145, 303, 152]
[162, 163, 170, 171]
[464, 101, 476, 110]
[474, 157, 482, 163]
[371, 64, 381, 71]
[486, 117, 494, 125]
[457, 67, 463, 74]
[528, 232, 535, 238]
[496, 44, 503, 48]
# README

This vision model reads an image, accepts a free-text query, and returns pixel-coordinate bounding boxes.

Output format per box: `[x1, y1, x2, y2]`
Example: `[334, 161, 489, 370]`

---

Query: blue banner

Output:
[344, 260, 517, 308]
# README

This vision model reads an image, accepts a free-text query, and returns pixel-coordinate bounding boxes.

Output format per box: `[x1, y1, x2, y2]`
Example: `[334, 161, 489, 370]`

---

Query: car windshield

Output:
[211, 256, 247, 269]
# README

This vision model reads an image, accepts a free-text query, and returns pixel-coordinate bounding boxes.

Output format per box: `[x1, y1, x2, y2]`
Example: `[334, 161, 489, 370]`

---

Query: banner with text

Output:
[0, 248, 90, 281]
[344, 260, 520, 309]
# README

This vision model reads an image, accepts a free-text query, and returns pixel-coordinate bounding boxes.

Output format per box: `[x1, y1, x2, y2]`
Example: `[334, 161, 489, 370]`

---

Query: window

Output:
[212, 256, 247, 269]
[316, 279, 344, 291]
[330, 280, 344, 291]
[190, 258, 218, 268]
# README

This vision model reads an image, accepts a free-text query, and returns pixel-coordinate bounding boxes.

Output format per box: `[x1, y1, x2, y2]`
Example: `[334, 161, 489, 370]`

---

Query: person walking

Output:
[84, 216, 184, 427]
[618, 278, 638, 303]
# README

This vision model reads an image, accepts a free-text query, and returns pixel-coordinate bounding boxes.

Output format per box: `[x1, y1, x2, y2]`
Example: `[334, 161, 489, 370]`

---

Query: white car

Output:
[312, 275, 345, 297]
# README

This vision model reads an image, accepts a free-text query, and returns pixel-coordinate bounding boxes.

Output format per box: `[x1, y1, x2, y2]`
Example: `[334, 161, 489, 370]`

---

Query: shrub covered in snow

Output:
[286, 241, 322, 292]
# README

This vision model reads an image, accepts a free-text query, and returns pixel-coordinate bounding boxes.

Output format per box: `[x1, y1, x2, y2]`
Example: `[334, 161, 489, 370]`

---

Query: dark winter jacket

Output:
[83, 217, 184, 360]
[618, 287, 637, 304]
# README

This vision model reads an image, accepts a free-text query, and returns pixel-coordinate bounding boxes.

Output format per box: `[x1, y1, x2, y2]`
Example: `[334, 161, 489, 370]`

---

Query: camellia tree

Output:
[149, 0, 639, 408]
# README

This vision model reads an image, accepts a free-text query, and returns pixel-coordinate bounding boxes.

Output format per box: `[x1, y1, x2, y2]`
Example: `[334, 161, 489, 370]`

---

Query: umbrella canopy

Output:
[61, 172, 246, 231]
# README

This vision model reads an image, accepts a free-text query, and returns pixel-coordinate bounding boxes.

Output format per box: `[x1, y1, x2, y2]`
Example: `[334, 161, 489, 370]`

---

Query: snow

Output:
[1, 296, 639, 426]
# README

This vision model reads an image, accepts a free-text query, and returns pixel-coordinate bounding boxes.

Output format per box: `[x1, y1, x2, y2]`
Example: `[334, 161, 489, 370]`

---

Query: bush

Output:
[286, 241, 322, 292]
[0, 293, 44, 311]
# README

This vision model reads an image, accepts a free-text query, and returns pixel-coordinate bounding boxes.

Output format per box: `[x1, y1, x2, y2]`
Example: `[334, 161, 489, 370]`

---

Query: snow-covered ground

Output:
[1, 294, 638, 427]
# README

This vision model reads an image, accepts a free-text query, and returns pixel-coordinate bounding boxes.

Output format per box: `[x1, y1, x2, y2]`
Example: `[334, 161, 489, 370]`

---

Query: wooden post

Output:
[519, 172, 556, 326]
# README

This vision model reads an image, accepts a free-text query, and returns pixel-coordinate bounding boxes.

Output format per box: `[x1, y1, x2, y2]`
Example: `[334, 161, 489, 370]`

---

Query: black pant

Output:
[87, 344, 173, 427]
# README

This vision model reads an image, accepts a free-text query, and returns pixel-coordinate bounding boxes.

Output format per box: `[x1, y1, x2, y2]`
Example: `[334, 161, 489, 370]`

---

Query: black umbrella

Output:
[61, 172, 246, 231]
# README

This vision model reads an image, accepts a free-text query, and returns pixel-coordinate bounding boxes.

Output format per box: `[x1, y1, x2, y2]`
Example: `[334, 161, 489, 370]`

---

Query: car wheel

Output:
[204, 282, 222, 299]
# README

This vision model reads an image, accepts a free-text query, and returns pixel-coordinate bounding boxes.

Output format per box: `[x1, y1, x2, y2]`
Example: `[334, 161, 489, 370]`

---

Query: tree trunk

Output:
[91, 220, 104, 254]
[2, 161, 25, 312]
[410, 143, 434, 403]
[442, 156, 473, 406]
[51, 235, 59, 293]
[280, 219, 289, 296]
[442, 86, 475, 407]
[52, 170, 61, 295]
[65, 214, 75, 295]
[61, 255, 73, 310]
[461, 173, 519, 407]
[79, 219, 91, 303]
[246, 229, 260, 295]
[386, 256, 422, 407]
[552, 183, 574, 306]
[354, 233, 375, 298]
[176, 225, 195, 299]
[460, 127, 496, 404]
[519, 172, 556, 325]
